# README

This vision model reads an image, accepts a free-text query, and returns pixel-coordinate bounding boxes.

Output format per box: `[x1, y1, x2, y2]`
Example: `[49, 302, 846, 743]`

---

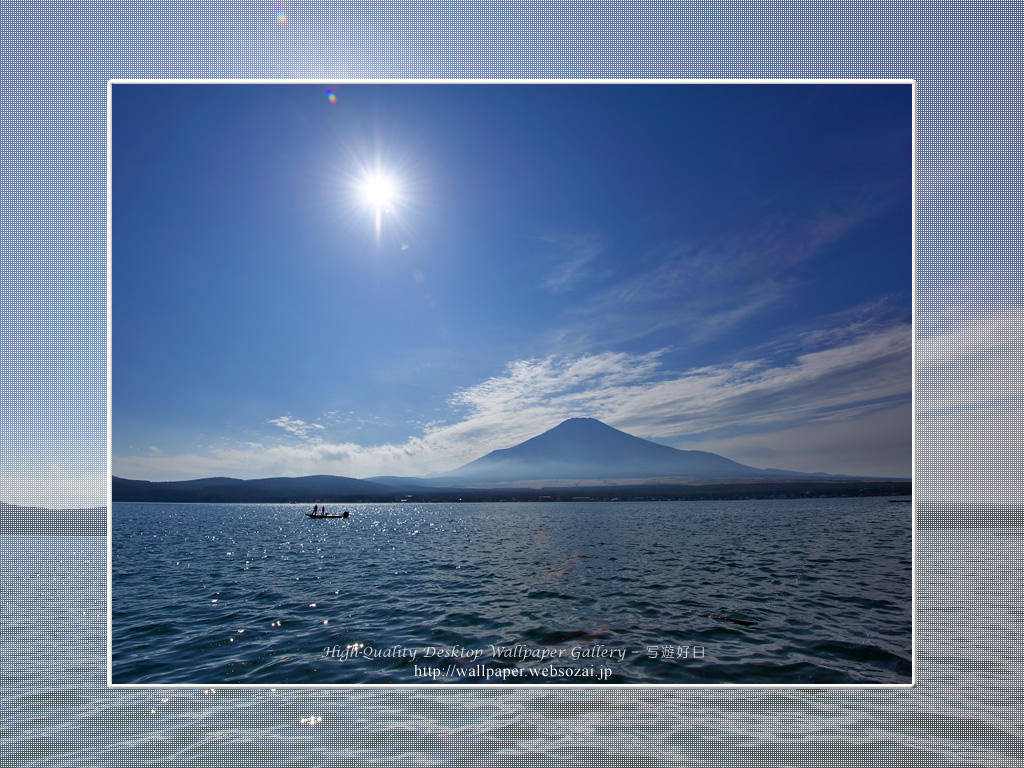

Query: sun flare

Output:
[361, 175, 396, 210]
[357, 172, 401, 240]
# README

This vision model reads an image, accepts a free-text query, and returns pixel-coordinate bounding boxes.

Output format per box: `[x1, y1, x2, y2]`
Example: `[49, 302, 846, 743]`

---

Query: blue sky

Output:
[111, 82, 912, 482]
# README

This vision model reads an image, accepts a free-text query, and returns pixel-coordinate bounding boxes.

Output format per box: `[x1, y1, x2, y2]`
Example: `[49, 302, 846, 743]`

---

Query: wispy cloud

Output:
[551, 196, 899, 351]
[540, 233, 603, 293]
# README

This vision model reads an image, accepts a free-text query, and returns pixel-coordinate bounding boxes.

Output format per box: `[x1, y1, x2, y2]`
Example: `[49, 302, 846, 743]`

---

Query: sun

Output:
[361, 175, 396, 211]
[346, 161, 413, 244]
[356, 173, 401, 240]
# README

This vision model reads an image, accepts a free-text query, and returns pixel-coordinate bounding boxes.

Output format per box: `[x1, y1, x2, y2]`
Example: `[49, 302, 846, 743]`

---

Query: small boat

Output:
[306, 512, 348, 519]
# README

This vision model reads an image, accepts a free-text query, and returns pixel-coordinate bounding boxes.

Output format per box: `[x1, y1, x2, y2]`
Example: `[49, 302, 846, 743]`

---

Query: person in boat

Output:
[313, 504, 319, 515]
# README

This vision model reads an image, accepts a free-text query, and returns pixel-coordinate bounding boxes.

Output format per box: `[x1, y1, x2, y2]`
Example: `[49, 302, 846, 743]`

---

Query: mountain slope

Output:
[436, 417, 808, 485]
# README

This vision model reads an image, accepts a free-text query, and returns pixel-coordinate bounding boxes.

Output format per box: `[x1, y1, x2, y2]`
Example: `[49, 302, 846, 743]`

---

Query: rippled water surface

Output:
[2, 522, 1021, 767]
[111, 499, 911, 685]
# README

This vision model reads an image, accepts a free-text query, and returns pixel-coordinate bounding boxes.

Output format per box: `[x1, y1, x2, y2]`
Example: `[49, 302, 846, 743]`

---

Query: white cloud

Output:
[113, 438, 434, 483]
[267, 416, 325, 440]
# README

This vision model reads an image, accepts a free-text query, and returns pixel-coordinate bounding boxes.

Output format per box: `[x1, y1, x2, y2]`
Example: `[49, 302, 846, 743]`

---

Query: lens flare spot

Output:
[274, 5, 287, 24]
[327, 88, 336, 104]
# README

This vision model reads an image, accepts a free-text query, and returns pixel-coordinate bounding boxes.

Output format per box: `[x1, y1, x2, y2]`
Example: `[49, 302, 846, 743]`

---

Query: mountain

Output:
[435, 417, 813, 486]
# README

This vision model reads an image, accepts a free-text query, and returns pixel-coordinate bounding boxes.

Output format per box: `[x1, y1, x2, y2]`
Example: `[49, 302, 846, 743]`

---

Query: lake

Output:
[110, 498, 912, 686]
[4, 519, 1020, 767]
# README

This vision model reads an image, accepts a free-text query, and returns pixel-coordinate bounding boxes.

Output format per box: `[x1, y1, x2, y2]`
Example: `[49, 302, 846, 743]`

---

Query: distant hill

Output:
[362, 475, 439, 489]
[434, 417, 818, 486]
[0, 503, 106, 536]
[112, 474, 392, 503]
